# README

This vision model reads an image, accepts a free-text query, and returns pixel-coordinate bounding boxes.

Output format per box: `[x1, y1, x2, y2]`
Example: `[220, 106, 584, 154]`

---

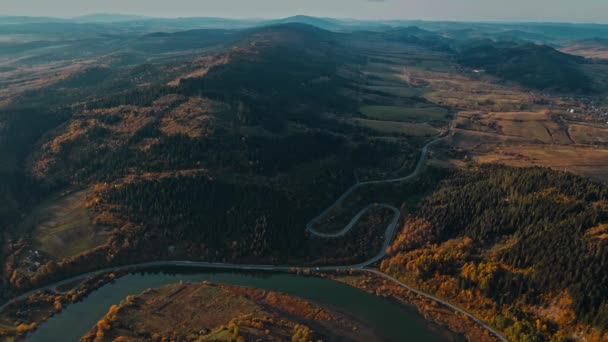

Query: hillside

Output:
[73, 14, 149, 23]
[560, 38, 608, 60]
[383, 26, 453, 52]
[266, 15, 345, 31]
[2, 23, 432, 292]
[382, 165, 608, 341]
[457, 42, 594, 93]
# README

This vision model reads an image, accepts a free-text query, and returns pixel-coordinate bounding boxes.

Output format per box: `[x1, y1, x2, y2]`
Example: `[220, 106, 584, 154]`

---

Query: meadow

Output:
[20, 190, 104, 259]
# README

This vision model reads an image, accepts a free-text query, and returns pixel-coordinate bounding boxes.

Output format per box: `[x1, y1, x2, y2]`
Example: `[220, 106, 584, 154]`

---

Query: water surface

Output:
[29, 267, 464, 342]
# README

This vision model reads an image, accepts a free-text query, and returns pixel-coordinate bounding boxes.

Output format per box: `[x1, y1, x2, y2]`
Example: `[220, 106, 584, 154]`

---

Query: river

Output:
[28, 267, 464, 342]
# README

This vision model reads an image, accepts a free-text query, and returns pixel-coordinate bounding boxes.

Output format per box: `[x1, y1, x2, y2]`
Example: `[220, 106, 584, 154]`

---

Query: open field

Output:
[20, 190, 106, 259]
[363, 70, 406, 85]
[471, 145, 608, 182]
[363, 62, 401, 74]
[0, 60, 88, 105]
[355, 47, 605, 186]
[457, 111, 572, 144]
[399, 61, 608, 185]
[365, 85, 427, 97]
[413, 58, 455, 72]
[448, 113, 608, 183]
[81, 282, 378, 342]
[401, 66, 541, 113]
[360, 105, 449, 124]
[561, 45, 608, 60]
[568, 123, 608, 144]
[355, 55, 454, 133]
[448, 110, 608, 183]
[354, 118, 439, 136]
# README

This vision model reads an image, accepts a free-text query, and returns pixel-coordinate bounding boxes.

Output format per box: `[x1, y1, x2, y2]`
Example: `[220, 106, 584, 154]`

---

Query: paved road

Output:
[308, 203, 399, 238]
[306, 111, 457, 236]
[301, 110, 507, 342]
[0, 111, 508, 342]
[363, 269, 509, 342]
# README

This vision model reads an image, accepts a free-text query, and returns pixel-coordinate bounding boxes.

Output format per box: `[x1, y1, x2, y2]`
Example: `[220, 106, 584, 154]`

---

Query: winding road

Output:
[306, 111, 457, 237]
[0, 111, 508, 342]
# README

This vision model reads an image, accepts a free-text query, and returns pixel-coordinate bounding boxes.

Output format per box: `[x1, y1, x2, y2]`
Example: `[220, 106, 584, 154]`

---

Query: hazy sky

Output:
[2, 0, 608, 23]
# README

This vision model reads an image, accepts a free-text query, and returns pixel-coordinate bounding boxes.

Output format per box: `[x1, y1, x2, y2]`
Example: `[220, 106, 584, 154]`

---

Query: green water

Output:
[28, 268, 464, 341]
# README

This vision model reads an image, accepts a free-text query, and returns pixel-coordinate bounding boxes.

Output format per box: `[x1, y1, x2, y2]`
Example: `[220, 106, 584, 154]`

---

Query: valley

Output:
[0, 15, 607, 342]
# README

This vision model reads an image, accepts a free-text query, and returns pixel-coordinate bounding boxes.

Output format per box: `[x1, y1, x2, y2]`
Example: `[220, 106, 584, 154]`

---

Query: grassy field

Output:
[363, 71, 406, 85]
[360, 105, 449, 123]
[22, 190, 104, 259]
[354, 118, 438, 136]
[365, 85, 427, 98]
[0, 321, 15, 340]
[561, 45, 608, 60]
[83, 282, 375, 342]
[357, 47, 608, 188]
[490, 112, 568, 143]
[455, 111, 573, 144]
[450, 109, 608, 184]
[472, 145, 608, 183]
[414, 58, 453, 71]
[364, 62, 400, 74]
[568, 123, 608, 144]
[402, 66, 535, 112]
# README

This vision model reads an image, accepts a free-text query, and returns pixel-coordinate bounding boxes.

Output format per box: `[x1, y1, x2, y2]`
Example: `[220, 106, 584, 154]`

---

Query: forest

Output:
[457, 42, 594, 93]
[0, 98, 74, 243]
[384, 165, 608, 341]
[177, 31, 357, 131]
[97, 174, 308, 259]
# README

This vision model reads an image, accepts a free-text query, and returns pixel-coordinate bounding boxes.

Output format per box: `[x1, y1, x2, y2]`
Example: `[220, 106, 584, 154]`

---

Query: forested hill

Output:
[384, 165, 608, 341]
[178, 23, 356, 131]
[457, 42, 594, 93]
[1, 23, 430, 294]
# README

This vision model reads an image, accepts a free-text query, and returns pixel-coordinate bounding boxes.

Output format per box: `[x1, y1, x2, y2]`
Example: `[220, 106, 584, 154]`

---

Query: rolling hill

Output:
[1, 23, 427, 293]
[457, 42, 594, 93]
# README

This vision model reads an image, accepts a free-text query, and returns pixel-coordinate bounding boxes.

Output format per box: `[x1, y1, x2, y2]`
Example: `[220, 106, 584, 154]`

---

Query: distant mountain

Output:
[388, 21, 608, 43]
[266, 15, 346, 31]
[136, 28, 239, 53]
[0, 40, 62, 55]
[440, 28, 551, 43]
[457, 42, 594, 93]
[490, 29, 551, 42]
[73, 14, 150, 23]
[0, 16, 68, 25]
[178, 23, 350, 128]
[514, 23, 608, 41]
[382, 26, 453, 51]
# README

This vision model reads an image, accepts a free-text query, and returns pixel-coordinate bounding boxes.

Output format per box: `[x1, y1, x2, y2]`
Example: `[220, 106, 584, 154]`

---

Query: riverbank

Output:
[81, 281, 381, 342]
[328, 270, 501, 342]
[23, 269, 463, 342]
[0, 264, 506, 342]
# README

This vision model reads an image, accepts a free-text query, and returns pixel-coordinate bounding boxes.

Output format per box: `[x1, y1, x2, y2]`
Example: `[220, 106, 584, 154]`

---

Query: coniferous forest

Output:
[384, 165, 608, 340]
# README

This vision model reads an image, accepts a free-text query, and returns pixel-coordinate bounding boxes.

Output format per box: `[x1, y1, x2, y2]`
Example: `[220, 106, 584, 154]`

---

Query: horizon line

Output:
[0, 13, 607, 26]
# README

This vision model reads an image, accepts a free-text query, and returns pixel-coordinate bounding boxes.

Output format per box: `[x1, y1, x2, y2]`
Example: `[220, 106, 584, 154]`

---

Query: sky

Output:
[2, 0, 608, 24]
